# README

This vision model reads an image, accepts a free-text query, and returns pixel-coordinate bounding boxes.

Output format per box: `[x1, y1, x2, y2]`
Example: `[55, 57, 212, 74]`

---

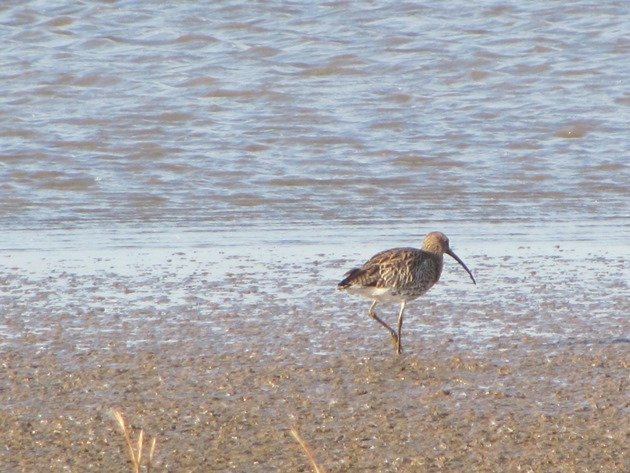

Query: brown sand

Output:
[1, 245, 628, 471]
[1, 338, 627, 472]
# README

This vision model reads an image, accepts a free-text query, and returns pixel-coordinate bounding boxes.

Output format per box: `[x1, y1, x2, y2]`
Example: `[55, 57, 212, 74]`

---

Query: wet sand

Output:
[1, 338, 627, 472]
[1, 241, 628, 471]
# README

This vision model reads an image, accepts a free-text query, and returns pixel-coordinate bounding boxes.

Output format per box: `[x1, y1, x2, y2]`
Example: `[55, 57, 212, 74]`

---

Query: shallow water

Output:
[1, 231, 627, 358]
[1, 1, 628, 233]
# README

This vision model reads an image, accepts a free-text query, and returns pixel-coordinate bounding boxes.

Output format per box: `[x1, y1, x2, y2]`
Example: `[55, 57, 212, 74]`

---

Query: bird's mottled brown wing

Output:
[338, 247, 430, 289]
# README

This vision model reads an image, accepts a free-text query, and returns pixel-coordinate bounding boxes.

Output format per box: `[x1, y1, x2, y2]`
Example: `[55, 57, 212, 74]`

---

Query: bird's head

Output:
[422, 231, 476, 285]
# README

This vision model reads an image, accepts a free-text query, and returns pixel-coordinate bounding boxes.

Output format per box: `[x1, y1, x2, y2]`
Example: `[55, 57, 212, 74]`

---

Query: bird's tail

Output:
[337, 268, 362, 290]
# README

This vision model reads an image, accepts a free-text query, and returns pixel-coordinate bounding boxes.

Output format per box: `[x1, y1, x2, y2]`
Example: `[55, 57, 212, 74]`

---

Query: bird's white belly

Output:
[346, 285, 409, 303]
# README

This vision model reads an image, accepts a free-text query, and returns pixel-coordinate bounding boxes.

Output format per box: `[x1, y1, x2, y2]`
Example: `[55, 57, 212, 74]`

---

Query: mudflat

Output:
[1, 329, 627, 471]
[1, 243, 627, 471]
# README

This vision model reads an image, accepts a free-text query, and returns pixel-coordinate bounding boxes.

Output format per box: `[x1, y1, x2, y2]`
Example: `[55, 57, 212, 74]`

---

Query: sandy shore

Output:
[1, 338, 627, 472]
[1, 242, 628, 471]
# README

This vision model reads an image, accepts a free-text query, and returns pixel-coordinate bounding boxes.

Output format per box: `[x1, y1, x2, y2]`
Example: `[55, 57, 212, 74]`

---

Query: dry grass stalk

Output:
[290, 427, 326, 473]
[112, 409, 157, 473]
[147, 437, 157, 473]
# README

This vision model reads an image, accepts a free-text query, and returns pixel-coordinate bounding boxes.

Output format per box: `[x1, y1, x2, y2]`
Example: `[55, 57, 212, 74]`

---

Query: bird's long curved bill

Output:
[446, 249, 476, 285]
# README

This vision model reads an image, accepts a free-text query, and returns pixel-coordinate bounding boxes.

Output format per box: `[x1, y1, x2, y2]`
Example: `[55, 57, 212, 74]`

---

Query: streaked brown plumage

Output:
[337, 231, 476, 354]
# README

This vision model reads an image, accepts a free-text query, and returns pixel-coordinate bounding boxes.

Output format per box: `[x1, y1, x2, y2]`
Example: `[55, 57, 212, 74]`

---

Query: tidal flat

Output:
[0, 240, 627, 471]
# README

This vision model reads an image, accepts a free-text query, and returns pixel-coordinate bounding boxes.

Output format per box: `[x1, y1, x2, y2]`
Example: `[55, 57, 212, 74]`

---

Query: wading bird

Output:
[337, 231, 476, 354]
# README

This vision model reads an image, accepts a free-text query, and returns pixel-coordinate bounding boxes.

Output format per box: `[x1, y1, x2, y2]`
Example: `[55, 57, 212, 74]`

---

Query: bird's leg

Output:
[396, 300, 406, 355]
[367, 301, 398, 347]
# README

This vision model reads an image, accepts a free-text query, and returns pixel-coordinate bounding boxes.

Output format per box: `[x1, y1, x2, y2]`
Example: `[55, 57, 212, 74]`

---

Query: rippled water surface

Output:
[1, 0, 628, 235]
